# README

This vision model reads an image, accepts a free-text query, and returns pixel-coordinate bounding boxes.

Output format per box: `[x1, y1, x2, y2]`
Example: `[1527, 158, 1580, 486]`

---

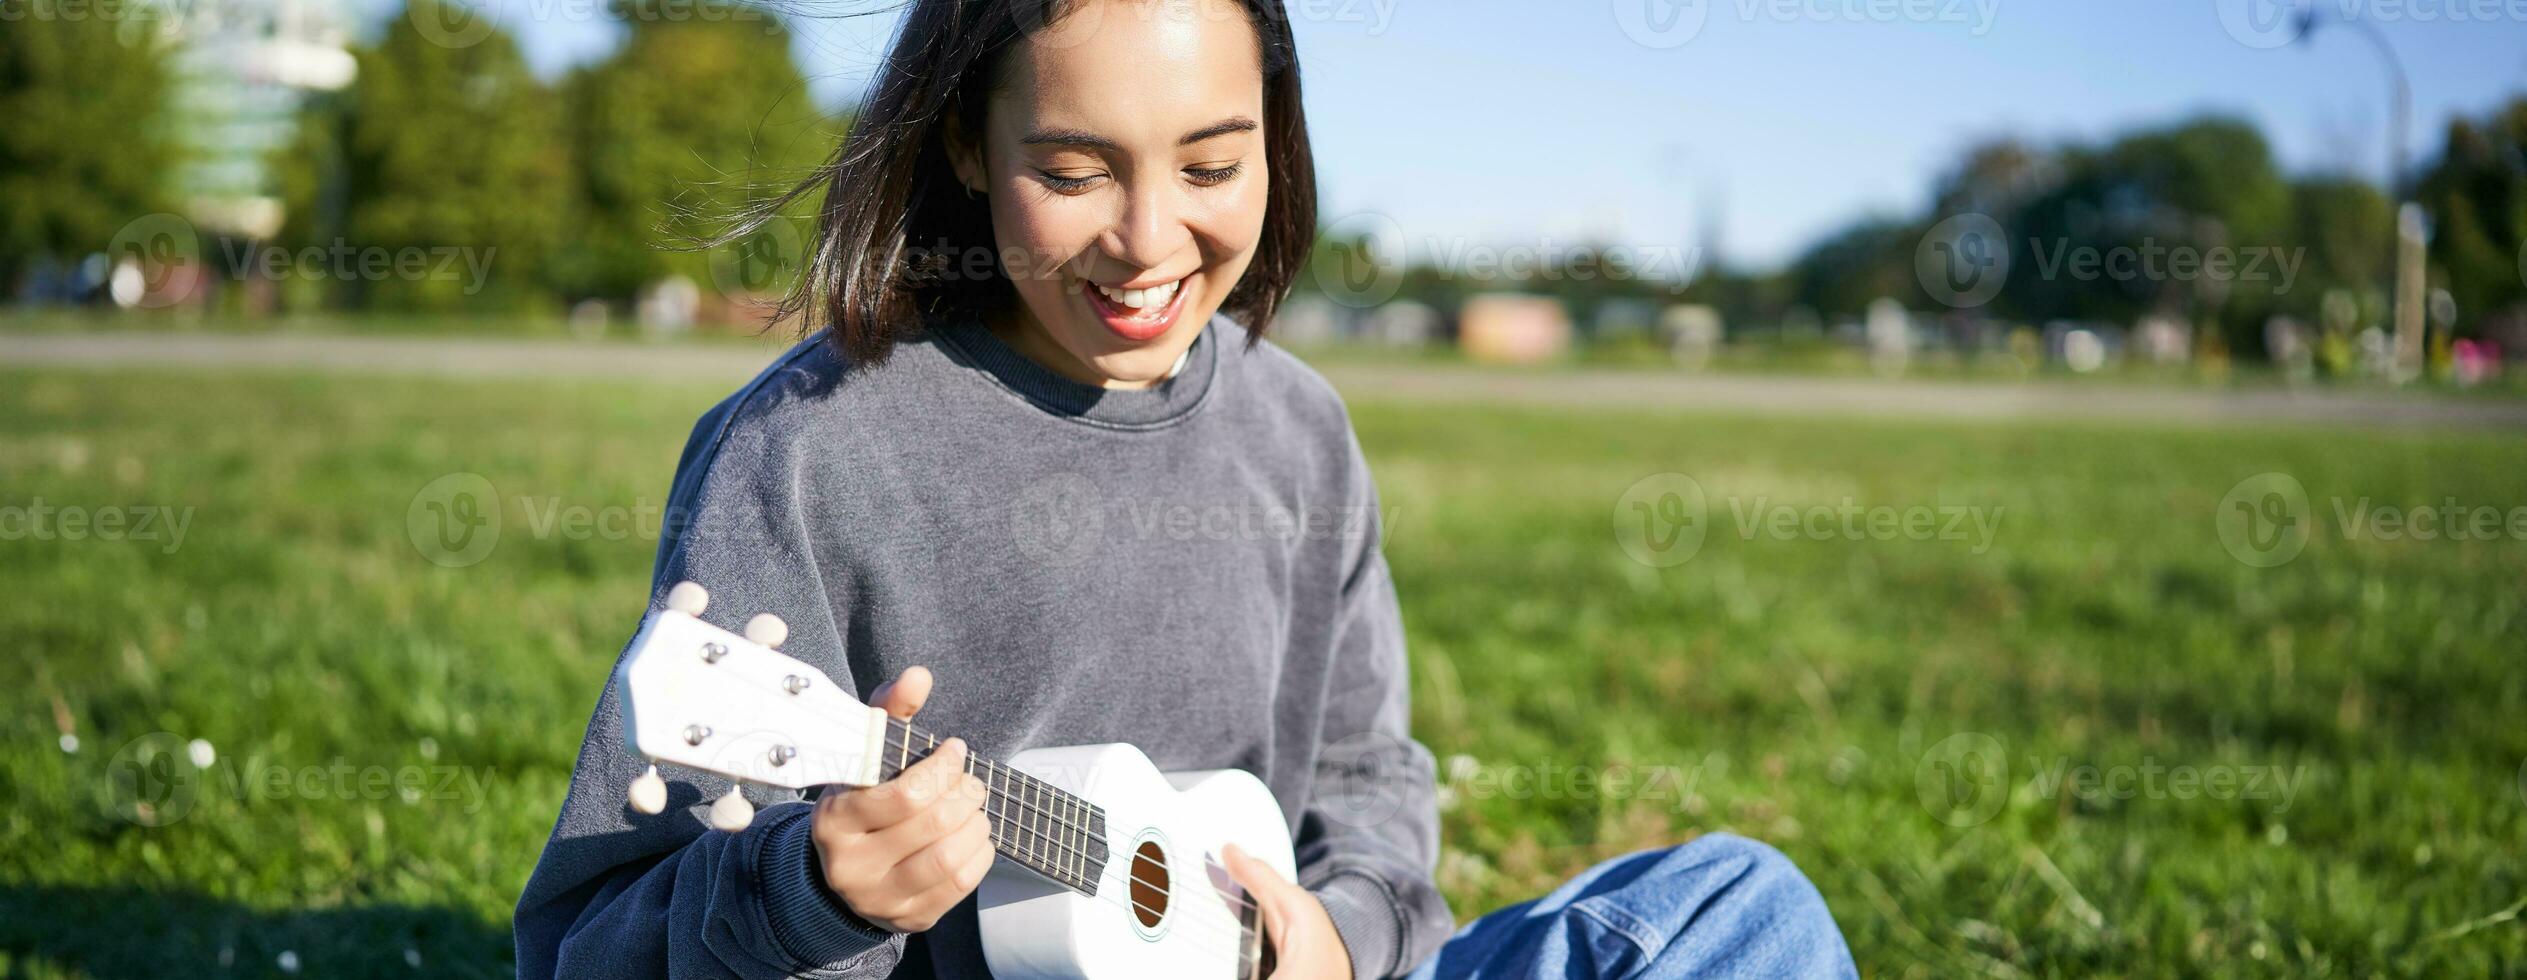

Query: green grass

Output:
[2, 365, 2522, 978]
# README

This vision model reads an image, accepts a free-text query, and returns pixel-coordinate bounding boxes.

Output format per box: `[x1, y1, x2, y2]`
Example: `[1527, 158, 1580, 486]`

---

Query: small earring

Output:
[963, 182, 980, 200]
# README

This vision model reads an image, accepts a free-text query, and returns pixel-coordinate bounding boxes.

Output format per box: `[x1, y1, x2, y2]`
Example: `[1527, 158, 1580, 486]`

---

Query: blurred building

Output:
[1589, 298, 1657, 343]
[1659, 304, 1722, 370]
[1271, 295, 1352, 347]
[1365, 300, 1440, 347]
[1459, 293, 1570, 364]
[149, 0, 359, 238]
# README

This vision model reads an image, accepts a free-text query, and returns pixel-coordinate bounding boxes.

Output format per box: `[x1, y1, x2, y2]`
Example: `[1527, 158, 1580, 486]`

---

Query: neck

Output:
[875, 716, 1110, 895]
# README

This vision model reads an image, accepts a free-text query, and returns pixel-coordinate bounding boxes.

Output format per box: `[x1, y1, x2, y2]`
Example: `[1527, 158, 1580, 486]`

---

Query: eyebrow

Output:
[1018, 116, 1260, 151]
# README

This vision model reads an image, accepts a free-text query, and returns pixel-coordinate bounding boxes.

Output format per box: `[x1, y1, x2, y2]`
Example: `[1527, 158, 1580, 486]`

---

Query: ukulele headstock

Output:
[615, 582, 887, 830]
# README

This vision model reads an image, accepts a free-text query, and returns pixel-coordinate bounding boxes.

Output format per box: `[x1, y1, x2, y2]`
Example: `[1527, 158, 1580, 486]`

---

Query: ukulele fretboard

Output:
[876, 718, 1110, 896]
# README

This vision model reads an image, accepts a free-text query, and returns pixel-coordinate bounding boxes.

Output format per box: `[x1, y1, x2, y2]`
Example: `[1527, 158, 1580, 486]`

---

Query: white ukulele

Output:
[615, 582, 1296, 979]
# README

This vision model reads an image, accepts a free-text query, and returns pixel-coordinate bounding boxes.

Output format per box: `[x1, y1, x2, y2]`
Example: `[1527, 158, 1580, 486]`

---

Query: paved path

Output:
[8, 331, 2525, 430]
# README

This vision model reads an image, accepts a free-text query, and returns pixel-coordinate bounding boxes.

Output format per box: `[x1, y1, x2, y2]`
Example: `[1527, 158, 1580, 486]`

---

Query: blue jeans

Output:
[1404, 834, 1858, 979]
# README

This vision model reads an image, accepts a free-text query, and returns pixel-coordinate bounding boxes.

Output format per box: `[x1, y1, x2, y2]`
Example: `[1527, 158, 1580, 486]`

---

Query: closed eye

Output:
[1185, 162, 1245, 187]
[1036, 170, 1107, 193]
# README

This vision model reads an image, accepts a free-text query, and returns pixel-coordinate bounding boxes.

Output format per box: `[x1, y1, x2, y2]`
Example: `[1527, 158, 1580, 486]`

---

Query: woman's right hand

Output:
[808, 666, 997, 933]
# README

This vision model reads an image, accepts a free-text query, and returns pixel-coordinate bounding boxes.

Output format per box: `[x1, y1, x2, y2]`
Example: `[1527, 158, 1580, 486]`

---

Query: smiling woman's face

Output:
[952, 0, 1270, 389]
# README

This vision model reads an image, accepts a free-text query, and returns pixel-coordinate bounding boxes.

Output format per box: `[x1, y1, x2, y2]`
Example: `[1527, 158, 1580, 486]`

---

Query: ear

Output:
[943, 104, 989, 197]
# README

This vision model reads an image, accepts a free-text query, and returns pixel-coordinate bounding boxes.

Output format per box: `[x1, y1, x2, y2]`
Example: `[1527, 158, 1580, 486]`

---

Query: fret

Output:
[1022, 774, 1041, 867]
[981, 762, 1003, 847]
[1074, 794, 1090, 886]
[1022, 775, 1044, 869]
[1064, 791, 1083, 885]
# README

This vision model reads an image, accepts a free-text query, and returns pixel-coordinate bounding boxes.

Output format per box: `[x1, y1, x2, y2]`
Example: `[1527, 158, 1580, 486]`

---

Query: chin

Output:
[1087, 342, 1191, 385]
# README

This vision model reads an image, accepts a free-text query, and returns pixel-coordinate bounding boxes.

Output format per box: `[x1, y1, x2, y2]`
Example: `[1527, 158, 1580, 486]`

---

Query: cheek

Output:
[1192, 172, 1271, 267]
[989, 190, 1098, 284]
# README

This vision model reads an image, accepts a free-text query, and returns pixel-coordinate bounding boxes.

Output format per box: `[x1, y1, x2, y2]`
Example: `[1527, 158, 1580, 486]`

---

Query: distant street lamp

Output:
[2293, 5, 2426, 383]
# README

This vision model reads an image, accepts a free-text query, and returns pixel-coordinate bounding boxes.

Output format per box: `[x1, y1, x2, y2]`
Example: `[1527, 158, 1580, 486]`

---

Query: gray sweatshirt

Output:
[513, 315, 1450, 980]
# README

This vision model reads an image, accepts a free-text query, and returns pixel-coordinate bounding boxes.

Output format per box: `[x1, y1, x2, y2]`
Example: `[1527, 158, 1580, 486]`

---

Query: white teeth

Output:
[1094, 279, 1180, 311]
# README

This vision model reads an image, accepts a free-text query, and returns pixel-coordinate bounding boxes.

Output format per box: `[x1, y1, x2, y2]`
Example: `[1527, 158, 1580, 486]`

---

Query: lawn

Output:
[1, 363, 2522, 978]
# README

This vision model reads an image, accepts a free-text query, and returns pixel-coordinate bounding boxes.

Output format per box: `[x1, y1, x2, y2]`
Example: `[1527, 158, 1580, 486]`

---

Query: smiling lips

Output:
[1082, 276, 1187, 342]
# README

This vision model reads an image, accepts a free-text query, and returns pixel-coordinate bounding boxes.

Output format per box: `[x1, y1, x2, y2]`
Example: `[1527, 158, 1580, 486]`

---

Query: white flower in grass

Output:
[188, 738, 216, 769]
[278, 951, 301, 973]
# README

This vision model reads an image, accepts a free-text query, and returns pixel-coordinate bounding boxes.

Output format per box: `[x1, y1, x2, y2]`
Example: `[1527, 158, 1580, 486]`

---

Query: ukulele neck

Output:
[874, 717, 1110, 896]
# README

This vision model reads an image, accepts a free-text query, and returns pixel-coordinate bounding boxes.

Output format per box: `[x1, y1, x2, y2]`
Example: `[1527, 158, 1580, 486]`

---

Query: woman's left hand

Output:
[1222, 844, 1355, 980]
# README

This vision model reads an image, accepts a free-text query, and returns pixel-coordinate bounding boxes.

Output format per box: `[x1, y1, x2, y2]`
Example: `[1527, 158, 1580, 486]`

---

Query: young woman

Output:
[515, 1, 1858, 977]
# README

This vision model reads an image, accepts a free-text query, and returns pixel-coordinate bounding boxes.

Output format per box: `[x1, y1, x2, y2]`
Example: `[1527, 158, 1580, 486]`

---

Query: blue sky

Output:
[470, 0, 2527, 270]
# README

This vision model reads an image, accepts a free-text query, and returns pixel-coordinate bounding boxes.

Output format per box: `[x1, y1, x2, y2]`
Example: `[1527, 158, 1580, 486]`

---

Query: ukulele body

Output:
[979, 743, 1295, 980]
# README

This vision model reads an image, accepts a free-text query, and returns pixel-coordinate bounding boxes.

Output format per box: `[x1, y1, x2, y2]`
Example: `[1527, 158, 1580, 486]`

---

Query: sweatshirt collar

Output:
[929, 314, 1221, 429]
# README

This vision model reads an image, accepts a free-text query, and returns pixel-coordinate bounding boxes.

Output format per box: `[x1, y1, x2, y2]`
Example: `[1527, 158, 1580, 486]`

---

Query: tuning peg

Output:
[708, 786, 755, 832]
[745, 613, 789, 648]
[666, 581, 708, 616]
[627, 764, 667, 814]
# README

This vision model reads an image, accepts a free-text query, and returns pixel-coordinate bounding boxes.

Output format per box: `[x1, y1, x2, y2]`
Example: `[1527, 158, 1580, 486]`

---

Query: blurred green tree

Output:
[2283, 177, 2394, 322]
[1787, 217, 1927, 319]
[554, 0, 835, 306]
[279, 0, 569, 311]
[0, 14, 176, 293]
[2416, 97, 2527, 337]
[1996, 118, 2293, 352]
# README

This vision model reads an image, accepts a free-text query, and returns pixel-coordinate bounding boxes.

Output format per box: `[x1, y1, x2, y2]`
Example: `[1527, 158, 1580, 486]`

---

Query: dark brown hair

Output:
[764, 0, 1316, 365]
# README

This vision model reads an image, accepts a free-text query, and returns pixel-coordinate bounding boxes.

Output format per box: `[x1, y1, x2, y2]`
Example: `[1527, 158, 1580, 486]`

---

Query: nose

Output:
[1099, 179, 1192, 275]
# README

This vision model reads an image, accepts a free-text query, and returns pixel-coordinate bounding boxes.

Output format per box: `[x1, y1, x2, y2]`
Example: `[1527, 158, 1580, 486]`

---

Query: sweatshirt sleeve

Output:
[513, 378, 907, 980]
[1294, 433, 1456, 980]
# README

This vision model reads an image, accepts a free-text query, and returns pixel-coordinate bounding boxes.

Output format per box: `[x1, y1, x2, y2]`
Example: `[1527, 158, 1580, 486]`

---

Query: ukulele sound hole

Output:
[1128, 840, 1169, 930]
